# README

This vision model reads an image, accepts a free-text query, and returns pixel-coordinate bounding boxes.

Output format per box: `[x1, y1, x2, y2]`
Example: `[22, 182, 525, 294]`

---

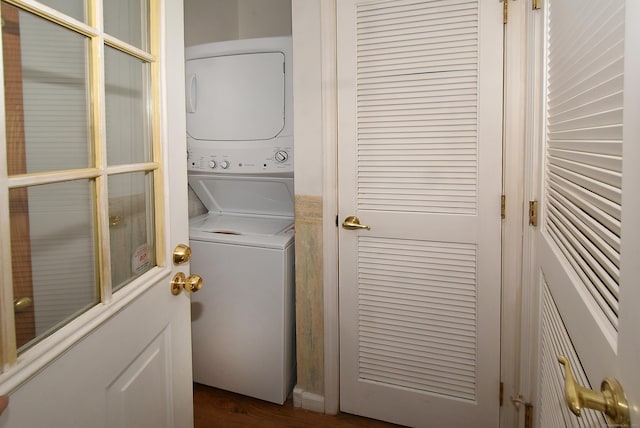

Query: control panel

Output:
[187, 143, 293, 174]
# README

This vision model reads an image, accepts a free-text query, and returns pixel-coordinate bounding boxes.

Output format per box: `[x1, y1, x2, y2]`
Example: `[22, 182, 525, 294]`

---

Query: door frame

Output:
[517, 3, 545, 427]
[319, 0, 339, 416]
[500, 1, 529, 426]
[318, 0, 529, 424]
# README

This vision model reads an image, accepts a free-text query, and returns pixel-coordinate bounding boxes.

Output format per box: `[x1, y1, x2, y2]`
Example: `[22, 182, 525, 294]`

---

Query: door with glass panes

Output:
[0, 0, 194, 426]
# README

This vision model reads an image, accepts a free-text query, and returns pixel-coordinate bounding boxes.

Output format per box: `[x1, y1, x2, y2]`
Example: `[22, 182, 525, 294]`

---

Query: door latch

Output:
[529, 201, 539, 227]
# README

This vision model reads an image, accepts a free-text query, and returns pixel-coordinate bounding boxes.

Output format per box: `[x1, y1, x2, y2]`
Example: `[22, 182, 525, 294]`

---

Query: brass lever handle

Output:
[557, 355, 630, 427]
[342, 216, 371, 231]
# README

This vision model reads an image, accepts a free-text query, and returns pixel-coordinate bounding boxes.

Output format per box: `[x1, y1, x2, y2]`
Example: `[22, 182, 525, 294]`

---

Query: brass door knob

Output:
[14, 296, 33, 313]
[171, 272, 203, 295]
[109, 215, 123, 227]
[173, 244, 192, 265]
[557, 356, 630, 426]
[341, 216, 371, 231]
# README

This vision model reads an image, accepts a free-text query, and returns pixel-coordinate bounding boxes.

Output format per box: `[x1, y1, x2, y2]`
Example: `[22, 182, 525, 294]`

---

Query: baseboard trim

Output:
[292, 386, 325, 413]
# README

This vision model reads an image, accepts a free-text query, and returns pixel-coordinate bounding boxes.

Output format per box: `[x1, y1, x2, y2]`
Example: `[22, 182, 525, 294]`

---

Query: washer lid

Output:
[189, 174, 294, 217]
[190, 212, 293, 236]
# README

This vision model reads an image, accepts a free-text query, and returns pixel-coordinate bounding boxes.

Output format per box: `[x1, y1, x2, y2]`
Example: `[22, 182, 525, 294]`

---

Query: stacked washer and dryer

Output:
[185, 36, 295, 405]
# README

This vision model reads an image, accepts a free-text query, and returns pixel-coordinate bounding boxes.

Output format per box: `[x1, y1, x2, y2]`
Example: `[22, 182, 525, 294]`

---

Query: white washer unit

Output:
[186, 36, 296, 405]
[188, 175, 295, 405]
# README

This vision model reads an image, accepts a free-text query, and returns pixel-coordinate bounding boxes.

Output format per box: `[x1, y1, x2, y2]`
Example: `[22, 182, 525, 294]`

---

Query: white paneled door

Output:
[0, 1, 194, 427]
[337, 1, 504, 426]
[535, 0, 640, 426]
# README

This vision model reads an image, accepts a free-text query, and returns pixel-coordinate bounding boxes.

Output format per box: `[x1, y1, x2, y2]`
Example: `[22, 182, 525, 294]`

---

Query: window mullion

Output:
[0, 5, 18, 369]
[2, 0, 98, 38]
[149, 0, 164, 268]
[0, 189, 17, 370]
[0, 176, 18, 371]
[89, 0, 112, 304]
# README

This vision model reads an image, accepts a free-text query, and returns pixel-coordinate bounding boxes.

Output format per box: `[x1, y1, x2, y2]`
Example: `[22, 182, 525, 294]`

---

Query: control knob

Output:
[274, 150, 289, 163]
[208, 160, 216, 169]
[220, 160, 230, 169]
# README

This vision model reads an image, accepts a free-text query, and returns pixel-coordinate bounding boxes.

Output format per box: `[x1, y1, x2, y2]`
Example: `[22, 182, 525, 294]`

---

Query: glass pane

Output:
[2, 3, 91, 175]
[105, 46, 152, 165]
[37, 0, 86, 23]
[109, 172, 156, 292]
[9, 180, 98, 352]
[1, 3, 91, 175]
[104, 0, 149, 51]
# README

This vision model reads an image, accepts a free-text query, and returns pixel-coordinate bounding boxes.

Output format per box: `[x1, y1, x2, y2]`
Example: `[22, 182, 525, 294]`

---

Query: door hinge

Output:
[501, 195, 506, 219]
[532, 0, 542, 10]
[503, 0, 509, 24]
[529, 200, 539, 227]
[511, 395, 535, 426]
[499, 382, 504, 406]
[525, 403, 534, 428]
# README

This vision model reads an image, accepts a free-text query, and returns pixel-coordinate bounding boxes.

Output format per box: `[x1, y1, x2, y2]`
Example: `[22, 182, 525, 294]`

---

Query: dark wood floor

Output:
[194, 383, 402, 428]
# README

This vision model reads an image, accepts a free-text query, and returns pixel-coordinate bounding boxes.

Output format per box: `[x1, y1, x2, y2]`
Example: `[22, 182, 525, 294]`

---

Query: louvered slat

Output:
[545, 0, 624, 329]
[357, 237, 477, 400]
[356, 0, 478, 214]
[546, 219, 619, 326]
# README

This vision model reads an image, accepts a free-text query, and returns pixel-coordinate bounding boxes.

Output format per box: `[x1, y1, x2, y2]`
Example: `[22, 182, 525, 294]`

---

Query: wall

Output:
[183, 0, 292, 47]
[183, 0, 238, 46]
[290, 0, 325, 405]
[237, 0, 292, 40]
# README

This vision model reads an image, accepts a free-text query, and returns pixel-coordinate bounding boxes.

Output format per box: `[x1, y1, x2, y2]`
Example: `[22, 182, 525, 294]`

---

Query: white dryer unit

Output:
[186, 36, 293, 176]
[189, 174, 295, 404]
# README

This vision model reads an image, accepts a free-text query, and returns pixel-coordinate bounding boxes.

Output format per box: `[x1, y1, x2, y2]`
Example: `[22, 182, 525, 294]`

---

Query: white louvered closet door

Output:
[337, 1, 503, 426]
[535, 0, 640, 426]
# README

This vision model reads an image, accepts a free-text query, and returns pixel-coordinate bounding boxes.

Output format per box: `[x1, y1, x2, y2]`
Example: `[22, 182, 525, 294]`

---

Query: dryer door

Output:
[186, 52, 285, 141]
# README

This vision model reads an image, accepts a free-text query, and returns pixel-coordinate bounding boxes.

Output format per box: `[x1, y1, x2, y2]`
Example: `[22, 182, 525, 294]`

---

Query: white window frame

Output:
[0, 0, 168, 387]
